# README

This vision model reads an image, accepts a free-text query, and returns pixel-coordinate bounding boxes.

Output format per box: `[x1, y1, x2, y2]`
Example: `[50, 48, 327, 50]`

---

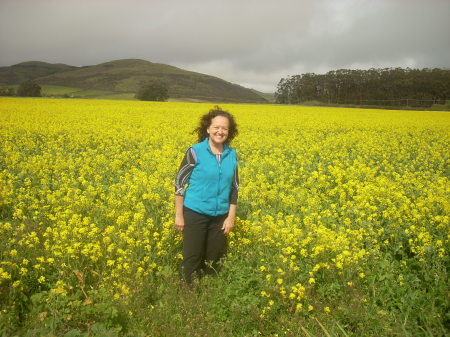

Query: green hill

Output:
[0, 59, 268, 103]
[0, 61, 77, 85]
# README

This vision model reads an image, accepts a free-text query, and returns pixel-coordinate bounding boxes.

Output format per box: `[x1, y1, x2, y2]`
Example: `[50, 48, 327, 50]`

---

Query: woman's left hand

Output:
[221, 216, 235, 235]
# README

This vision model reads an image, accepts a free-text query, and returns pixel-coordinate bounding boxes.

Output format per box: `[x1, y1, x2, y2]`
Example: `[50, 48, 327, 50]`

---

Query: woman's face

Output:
[207, 115, 229, 145]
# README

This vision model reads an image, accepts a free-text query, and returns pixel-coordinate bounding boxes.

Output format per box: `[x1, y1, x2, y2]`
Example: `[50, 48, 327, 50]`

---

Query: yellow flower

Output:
[1, 98, 447, 324]
[260, 291, 270, 298]
[50, 288, 66, 295]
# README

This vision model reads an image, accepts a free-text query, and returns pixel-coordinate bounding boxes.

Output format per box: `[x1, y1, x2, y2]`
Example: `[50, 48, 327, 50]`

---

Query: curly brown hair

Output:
[193, 106, 238, 143]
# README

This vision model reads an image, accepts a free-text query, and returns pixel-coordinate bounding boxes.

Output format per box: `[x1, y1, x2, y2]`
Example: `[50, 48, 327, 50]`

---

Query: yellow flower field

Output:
[0, 97, 449, 336]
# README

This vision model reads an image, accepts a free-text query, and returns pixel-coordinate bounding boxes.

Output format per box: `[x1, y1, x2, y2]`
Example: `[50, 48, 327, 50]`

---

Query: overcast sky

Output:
[1, 0, 449, 92]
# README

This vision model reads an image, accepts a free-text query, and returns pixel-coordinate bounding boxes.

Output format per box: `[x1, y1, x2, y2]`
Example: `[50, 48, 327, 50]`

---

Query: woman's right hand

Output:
[174, 214, 184, 232]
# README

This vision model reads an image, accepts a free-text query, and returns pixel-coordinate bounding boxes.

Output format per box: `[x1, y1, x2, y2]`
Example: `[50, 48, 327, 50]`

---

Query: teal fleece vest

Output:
[184, 137, 237, 216]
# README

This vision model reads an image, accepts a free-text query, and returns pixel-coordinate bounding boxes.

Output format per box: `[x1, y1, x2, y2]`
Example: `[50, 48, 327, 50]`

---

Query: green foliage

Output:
[14, 288, 127, 337]
[135, 80, 169, 101]
[432, 100, 450, 110]
[17, 80, 42, 97]
[276, 68, 450, 108]
[0, 87, 15, 96]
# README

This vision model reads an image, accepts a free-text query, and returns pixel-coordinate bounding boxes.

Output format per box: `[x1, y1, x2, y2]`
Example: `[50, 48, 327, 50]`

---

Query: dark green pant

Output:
[181, 206, 228, 284]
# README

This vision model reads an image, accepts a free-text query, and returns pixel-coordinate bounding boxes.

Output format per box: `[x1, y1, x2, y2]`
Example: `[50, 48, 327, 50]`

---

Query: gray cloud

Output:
[1, 0, 449, 92]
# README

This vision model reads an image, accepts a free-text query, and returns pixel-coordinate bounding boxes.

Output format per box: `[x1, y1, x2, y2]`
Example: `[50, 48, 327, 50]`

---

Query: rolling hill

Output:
[0, 59, 269, 103]
[0, 61, 77, 85]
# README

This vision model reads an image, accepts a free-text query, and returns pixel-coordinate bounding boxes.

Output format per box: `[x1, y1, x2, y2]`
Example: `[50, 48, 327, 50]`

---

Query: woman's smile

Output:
[208, 116, 229, 145]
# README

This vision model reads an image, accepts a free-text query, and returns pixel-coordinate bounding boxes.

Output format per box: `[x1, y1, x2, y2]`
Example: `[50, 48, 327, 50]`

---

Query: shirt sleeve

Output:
[229, 166, 239, 205]
[174, 147, 196, 196]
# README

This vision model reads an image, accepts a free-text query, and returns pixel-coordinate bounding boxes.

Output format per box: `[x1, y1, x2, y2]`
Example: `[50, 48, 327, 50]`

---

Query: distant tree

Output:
[17, 80, 41, 97]
[0, 87, 15, 96]
[135, 80, 169, 101]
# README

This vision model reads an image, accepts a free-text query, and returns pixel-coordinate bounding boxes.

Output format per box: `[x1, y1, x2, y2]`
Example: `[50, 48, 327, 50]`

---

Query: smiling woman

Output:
[174, 106, 239, 285]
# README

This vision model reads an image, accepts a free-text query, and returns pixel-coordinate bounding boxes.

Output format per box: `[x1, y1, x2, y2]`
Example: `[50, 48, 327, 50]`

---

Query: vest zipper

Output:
[217, 157, 221, 215]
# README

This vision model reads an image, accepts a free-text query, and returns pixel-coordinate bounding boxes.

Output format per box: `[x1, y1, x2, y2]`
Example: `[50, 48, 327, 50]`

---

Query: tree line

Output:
[275, 68, 450, 107]
[0, 79, 169, 101]
[0, 80, 42, 97]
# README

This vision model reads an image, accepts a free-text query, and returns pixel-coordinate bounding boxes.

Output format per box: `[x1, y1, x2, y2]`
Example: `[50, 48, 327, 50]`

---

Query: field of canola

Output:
[0, 97, 449, 336]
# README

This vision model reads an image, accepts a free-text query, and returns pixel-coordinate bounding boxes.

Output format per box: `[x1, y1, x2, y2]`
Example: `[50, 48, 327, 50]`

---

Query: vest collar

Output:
[204, 137, 230, 156]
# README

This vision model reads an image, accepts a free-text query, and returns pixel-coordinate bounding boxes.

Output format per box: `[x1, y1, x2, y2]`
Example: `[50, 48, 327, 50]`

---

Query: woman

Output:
[174, 106, 239, 284]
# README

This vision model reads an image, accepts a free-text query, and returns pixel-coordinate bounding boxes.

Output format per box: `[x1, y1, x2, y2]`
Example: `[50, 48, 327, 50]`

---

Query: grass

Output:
[94, 93, 137, 100]
[431, 100, 450, 110]
[42, 86, 117, 98]
[0, 84, 118, 98]
[40, 85, 85, 95]
[0, 84, 266, 102]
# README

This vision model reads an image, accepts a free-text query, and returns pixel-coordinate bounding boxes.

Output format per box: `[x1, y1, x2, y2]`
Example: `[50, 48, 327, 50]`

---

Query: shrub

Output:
[0, 87, 15, 96]
[135, 80, 168, 101]
[17, 80, 41, 97]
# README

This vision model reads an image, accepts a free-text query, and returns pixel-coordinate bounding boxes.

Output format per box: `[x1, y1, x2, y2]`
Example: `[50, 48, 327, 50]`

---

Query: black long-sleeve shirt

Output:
[174, 147, 239, 204]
